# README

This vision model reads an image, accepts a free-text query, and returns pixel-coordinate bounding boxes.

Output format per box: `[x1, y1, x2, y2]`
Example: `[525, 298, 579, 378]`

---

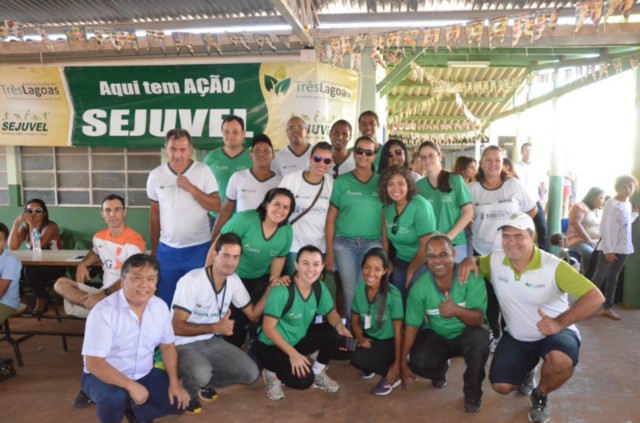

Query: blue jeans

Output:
[391, 258, 428, 301]
[592, 252, 628, 309]
[81, 368, 183, 423]
[333, 236, 383, 321]
[156, 242, 210, 306]
[176, 336, 259, 399]
[568, 242, 594, 275]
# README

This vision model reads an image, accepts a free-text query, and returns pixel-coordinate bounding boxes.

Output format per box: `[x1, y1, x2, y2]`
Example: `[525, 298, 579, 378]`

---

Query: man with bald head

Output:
[272, 116, 311, 176]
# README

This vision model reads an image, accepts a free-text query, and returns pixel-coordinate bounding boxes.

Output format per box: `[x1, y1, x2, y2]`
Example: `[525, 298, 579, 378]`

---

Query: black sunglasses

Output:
[313, 155, 332, 165]
[391, 213, 400, 235]
[354, 147, 375, 157]
[388, 149, 404, 157]
[26, 208, 44, 214]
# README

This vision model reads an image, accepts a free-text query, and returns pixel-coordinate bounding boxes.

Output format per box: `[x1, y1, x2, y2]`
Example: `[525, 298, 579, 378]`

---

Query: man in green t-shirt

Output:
[400, 235, 489, 414]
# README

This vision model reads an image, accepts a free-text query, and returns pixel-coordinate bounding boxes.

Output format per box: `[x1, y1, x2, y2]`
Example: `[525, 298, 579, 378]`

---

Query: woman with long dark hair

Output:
[416, 141, 474, 263]
[452, 156, 477, 185]
[377, 139, 422, 182]
[350, 247, 403, 396]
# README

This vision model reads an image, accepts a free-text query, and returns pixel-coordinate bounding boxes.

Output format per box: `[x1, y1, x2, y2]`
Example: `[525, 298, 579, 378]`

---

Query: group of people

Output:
[0, 111, 636, 423]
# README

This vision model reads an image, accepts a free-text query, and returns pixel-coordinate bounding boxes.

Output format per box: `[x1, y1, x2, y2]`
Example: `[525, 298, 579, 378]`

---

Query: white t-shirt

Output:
[147, 161, 218, 248]
[331, 153, 356, 178]
[171, 268, 251, 346]
[226, 169, 282, 212]
[597, 198, 639, 255]
[280, 171, 333, 253]
[272, 145, 311, 176]
[469, 178, 536, 255]
[515, 161, 546, 203]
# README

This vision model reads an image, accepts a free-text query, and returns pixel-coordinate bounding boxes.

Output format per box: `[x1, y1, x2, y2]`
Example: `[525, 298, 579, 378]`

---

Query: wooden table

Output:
[13, 250, 89, 267]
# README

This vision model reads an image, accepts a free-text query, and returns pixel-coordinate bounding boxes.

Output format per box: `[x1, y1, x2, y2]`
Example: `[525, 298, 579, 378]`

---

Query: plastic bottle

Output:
[32, 227, 42, 252]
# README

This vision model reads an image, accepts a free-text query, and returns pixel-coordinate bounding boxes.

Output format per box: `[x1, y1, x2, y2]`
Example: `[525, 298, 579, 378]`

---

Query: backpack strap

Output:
[281, 280, 322, 317]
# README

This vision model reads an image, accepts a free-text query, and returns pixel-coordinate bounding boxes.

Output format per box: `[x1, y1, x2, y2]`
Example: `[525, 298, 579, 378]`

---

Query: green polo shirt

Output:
[203, 147, 252, 216]
[331, 172, 382, 240]
[384, 195, 436, 262]
[352, 283, 403, 340]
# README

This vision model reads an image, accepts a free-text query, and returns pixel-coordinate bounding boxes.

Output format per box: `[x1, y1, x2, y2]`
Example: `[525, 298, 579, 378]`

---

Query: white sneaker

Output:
[312, 369, 340, 393]
[263, 369, 284, 400]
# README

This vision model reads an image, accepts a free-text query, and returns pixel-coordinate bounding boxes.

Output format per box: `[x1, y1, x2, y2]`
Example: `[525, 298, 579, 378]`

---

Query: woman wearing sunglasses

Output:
[326, 136, 383, 322]
[377, 139, 422, 182]
[416, 141, 474, 263]
[379, 166, 436, 301]
[9, 198, 63, 314]
[280, 142, 334, 276]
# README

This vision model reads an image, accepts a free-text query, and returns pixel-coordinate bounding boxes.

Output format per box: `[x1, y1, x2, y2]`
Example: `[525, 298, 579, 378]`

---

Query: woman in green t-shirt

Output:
[255, 245, 353, 400]
[216, 187, 295, 348]
[379, 166, 436, 300]
[416, 141, 474, 264]
[351, 248, 404, 396]
[326, 135, 384, 322]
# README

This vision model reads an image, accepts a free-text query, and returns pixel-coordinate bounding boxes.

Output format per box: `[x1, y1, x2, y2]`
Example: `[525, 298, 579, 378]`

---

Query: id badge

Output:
[364, 314, 371, 330]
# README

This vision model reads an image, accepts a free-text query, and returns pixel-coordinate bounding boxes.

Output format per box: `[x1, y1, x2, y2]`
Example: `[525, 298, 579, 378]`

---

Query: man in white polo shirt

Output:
[515, 143, 548, 250]
[147, 129, 220, 305]
[171, 233, 277, 414]
[272, 116, 311, 176]
[459, 212, 604, 423]
[81, 254, 189, 423]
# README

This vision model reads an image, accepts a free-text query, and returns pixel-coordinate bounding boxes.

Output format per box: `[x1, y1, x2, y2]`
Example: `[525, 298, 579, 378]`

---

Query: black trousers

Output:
[225, 274, 271, 348]
[408, 326, 490, 402]
[350, 338, 395, 376]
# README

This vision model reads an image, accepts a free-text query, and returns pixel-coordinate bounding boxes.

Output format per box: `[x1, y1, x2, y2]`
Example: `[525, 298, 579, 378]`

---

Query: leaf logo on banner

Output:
[264, 67, 291, 96]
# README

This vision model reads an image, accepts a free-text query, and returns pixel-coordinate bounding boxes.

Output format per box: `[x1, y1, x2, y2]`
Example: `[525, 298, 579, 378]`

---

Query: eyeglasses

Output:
[355, 147, 375, 157]
[391, 214, 400, 235]
[419, 153, 439, 161]
[388, 149, 404, 157]
[426, 252, 452, 260]
[287, 124, 305, 130]
[26, 208, 43, 214]
[313, 156, 332, 165]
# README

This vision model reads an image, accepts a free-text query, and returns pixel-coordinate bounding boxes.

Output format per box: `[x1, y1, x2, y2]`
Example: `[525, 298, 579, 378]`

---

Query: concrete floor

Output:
[1, 307, 639, 423]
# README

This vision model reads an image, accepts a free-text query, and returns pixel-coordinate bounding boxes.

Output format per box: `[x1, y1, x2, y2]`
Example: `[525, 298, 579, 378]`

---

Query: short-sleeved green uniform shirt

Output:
[330, 172, 382, 240]
[221, 210, 293, 279]
[417, 173, 472, 246]
[384, 195, 436, 262]
[203, 147, 252, 216]
[258, 281, 335, 346]
[405, 267, 487, 340]
[352, 283, 404, 340]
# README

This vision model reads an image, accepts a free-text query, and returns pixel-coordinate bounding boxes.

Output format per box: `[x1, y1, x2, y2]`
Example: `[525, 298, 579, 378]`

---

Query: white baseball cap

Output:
[497, 212, 535, 232]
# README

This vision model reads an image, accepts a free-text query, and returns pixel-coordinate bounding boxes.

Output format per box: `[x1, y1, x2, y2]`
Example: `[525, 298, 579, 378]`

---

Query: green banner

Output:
[65, 64, 265, 148]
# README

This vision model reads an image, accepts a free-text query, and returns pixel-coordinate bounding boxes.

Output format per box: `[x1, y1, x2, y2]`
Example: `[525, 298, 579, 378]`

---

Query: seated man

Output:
[460, 212, 604, 423]
[55, 194, 145, 318]
[81, 254, 189, 423]
[171, 233, 276, 414]
[400, 235, 489, 413]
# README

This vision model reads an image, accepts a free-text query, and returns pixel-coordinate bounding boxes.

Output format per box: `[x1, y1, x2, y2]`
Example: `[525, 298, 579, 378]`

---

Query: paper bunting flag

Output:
[93, 28, 111, 48]
[110, 30, 138, 52]
[341, 36, 352, 54]
[575, 0, 604, 33]
[629, 56, 639, 69]
[65, 26, 87, 47]
[277, 34, 292, 50]
[488, 17, 508, 49]
[352, 33, 368, 53]
[533, 13, 547, 41]
[422, 28, 441, 51]
[201, 33, 222, 55]
[611, 58, 623, 73]
[605, 0, 635, 20]
[465, 20, 484, 49]
[146, 30, 167, 53]
[512, 15, 529, 47]
[370, 50, 386, 69]
[386, 31, 401, 49]
[403, 29, 419, 51]
[254, 33, 277, 52]
[172, 32, 194, 55]
[549, 9, 560, 30]
[315, 43, 329, 63]
[228, 33, 250, 52]
[445, 25, 462, 51]
[351, 52, 362, 72]
[331, 38, 346, 66]
[35, 25, 53, 52]
[2, 21, 24, 40]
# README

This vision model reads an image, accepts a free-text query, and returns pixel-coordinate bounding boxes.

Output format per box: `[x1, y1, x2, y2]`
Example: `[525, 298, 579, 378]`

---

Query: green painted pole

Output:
[623, 68, 640, 308]
[547, 86, 563, 253]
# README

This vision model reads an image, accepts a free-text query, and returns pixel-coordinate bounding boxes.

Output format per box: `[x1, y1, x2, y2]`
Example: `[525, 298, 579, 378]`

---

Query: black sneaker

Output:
[186, 398, 202, 415]
[464, 398, 482, 413]
[529, 389, 550, 423]
[72, 390, 93, 409]
[198, 386, 219, 403]
[431, 376, 447, 389]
